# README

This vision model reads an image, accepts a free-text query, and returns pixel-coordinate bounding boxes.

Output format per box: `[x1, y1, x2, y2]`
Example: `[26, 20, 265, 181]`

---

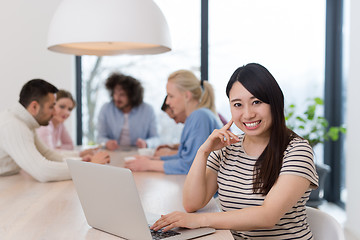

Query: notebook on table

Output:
[66, 160, 215, 240]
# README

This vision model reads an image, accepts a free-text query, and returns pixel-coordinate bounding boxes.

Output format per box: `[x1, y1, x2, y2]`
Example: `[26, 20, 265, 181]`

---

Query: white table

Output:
[0, 149, 233, 240]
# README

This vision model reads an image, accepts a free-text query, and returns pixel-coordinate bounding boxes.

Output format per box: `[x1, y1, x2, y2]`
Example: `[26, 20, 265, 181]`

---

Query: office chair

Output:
[307, 163, 331, 208]
[306, 206, 345, 240]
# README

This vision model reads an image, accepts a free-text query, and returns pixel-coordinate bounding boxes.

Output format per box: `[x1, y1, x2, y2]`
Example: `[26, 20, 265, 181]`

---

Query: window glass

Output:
[81, 0, 200, 146]
[209, 0, 326, 159]
[82, 0, 326, 150]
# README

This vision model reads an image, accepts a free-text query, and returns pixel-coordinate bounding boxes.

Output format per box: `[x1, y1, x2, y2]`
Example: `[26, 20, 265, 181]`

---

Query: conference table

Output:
[0, 149, 233, 240]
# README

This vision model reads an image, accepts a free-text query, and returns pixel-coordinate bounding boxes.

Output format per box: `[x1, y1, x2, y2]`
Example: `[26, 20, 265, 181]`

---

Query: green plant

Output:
[285, 97, 346, 148]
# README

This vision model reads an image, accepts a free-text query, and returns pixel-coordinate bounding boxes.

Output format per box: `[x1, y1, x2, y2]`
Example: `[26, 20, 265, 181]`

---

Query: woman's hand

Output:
[124, 155, 152, 171]
[79, 147, 99, 157]
[89, 151, 110, 164]
[199, 120, 240, 154]
[151, 211, 205, 232]
[124, 155, 163, 172]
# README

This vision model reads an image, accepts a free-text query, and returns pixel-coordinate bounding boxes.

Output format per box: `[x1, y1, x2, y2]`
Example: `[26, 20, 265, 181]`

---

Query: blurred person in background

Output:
[97, 73, 158, 150]
[125, 70, 222, 174]
[37, 89, 97, 158]
[0, 80, 109, 182]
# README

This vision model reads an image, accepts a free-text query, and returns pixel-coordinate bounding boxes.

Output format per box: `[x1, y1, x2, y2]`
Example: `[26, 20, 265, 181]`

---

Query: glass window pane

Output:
[81, 0, 201, 145]
[209, 0, 326, 124]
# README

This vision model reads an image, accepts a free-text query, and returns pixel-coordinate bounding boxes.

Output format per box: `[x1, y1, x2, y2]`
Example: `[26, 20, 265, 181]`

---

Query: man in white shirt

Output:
[0, 79, 109, 182]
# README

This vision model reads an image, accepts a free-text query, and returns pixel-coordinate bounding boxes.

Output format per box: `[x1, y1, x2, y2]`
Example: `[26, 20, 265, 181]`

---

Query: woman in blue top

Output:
[125, 70, 222, 174]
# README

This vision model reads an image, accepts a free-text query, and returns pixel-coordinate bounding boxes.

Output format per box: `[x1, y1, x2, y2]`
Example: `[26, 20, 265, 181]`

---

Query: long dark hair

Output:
[226, 63, 297, 195]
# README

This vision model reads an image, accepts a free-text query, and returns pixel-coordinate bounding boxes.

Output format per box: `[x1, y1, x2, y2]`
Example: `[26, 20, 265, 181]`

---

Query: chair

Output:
[306, 206, 345, 240]
[307, 163, 331, 208]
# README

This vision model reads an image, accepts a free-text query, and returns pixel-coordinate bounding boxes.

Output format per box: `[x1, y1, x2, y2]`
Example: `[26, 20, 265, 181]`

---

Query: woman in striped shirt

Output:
[151, 63, 319, 239]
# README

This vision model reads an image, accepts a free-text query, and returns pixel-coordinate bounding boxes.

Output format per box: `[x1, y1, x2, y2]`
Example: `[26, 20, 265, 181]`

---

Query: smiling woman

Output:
[151, 63, 319, 240]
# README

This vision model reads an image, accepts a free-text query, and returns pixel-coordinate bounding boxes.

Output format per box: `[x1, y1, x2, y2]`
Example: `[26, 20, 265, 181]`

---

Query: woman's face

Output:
[53, 97, 74, 124]
[229, 81, 272, 139]
[166, 81, 186, 117]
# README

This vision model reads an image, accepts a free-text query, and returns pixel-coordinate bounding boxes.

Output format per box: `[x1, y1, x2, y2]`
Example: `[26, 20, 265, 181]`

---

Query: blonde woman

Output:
[125, 70, 222, 174]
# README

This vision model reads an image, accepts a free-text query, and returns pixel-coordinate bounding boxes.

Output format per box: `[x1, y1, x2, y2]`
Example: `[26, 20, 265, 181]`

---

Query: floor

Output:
[318, 201, 359, 240]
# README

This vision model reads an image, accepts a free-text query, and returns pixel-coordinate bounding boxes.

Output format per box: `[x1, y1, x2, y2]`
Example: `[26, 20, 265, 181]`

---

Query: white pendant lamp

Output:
[47, 0, 171, 56]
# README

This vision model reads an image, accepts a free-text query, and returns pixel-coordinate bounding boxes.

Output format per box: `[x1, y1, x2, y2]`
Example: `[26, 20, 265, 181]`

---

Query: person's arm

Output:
[154, 147, 178, 157]
[0, 123, 71, 182]
[58, 124, 74, 150]
[161, 111, 221, 175]
[35, 134, 69, 162]
[152, 174, 310, 232]
[82, 151, 110, 164]
[152, 130, 317, 232]
[157, 144, 179, 151]
[183, 120, 239, 211]
[124, 155, 164, 172]
[37, 134, 110, 165]
[160, 153, 179, 161]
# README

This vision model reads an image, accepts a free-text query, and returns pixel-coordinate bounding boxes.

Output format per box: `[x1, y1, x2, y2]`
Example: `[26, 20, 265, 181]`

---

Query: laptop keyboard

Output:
[149, 226, 180, 240]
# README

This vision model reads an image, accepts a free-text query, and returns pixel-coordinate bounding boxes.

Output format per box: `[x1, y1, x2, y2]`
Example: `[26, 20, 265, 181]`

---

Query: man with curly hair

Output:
[97, 73, 158, 150]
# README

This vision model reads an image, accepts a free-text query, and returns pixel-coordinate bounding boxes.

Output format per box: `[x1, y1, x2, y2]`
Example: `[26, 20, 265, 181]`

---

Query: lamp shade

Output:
[47, 0, 171, 56]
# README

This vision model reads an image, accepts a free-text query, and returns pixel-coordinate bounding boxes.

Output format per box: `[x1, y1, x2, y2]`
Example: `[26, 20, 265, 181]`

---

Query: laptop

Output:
[66, 160, 215, 240]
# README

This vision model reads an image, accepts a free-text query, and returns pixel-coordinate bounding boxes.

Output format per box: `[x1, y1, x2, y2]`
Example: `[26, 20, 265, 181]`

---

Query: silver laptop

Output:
[66, 160, 215, 240]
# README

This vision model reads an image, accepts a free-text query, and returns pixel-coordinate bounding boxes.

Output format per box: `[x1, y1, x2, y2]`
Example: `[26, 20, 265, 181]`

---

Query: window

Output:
[78, 0, 346, 207]
[80, 0, 201, 146]
[209, 0, 326, 137]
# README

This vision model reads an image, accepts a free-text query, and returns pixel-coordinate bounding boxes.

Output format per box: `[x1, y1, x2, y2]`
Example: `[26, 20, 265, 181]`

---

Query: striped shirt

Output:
[207, 135, 319, 240]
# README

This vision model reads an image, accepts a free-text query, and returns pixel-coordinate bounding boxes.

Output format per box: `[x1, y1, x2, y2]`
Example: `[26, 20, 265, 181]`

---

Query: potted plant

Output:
[285, 97, 346, 148]
[285, 97, 346, 207]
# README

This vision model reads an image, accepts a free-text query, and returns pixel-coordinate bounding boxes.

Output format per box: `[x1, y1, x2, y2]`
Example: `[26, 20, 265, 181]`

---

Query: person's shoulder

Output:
[0, 108, 19, 126]
[286, 136, 313, 154]
[103, 101, 114, 107]
[289, 136, 311, 147]
[190, 108, 214, 119]
[99, 101, 116, 111]
[0, 110, 28, 134]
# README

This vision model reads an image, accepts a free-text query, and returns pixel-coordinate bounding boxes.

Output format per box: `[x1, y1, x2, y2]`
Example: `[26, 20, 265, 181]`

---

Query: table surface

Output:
[0, 149, 233, 240]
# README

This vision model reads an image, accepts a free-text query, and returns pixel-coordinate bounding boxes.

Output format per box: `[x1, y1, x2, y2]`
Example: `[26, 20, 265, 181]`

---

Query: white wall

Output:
[0, 0, 74, 132]
[345, 0, 360, 239]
